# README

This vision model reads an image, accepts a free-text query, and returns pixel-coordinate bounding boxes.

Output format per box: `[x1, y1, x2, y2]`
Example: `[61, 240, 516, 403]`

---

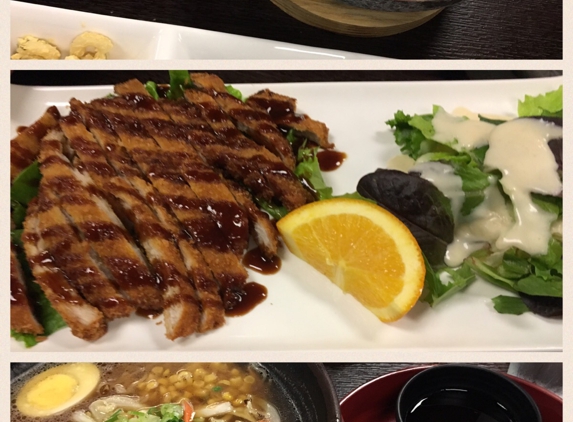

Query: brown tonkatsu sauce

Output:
[16, 126, 28, 134]
[225, 282, 268, 316]
[242, 247, 281, 275]
[317, 150, 347, 171]
[247, 97, 303, 124]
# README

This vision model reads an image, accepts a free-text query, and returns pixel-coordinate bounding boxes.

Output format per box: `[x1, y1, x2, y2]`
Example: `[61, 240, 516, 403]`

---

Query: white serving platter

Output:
[10, 76, 563, 352]
[10, 1, 382, 60]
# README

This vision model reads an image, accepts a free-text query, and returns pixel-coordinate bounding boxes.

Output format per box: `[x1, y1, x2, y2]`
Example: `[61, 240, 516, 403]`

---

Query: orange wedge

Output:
[277, 198, 425, 322]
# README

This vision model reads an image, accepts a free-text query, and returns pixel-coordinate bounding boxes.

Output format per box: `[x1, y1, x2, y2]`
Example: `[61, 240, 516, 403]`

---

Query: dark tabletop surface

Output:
[10, 70, 562, 86]
[16, 0, 562, 59]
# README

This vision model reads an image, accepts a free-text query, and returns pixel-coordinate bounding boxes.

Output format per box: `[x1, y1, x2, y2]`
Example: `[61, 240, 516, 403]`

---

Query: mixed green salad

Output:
[358, 86, 563, 316]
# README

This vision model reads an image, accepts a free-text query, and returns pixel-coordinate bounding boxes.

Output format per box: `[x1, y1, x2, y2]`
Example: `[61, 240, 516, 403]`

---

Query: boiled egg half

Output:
[17, 363, 100, 417]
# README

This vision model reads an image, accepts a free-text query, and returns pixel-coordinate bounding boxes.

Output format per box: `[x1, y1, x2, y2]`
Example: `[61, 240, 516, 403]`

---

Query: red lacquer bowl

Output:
[340, 366, 562, 422]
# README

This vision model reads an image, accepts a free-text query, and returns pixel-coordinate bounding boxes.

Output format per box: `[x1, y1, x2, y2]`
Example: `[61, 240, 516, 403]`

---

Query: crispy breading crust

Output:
[11, 106, 60, 181]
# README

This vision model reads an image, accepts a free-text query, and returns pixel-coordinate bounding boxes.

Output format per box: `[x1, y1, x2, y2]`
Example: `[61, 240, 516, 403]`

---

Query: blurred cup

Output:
[508, 363, 563, 397]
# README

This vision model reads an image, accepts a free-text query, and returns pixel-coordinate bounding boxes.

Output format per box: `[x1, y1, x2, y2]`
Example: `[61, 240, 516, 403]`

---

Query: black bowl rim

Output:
[395, 364, 542, 422]
[337, 0, 465, 12]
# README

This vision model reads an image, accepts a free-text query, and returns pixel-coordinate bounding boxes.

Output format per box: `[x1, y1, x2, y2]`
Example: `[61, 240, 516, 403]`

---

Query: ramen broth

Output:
[12, 363, 280, 422]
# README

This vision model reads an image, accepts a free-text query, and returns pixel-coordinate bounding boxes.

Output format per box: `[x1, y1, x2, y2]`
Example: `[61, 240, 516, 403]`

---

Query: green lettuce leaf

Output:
[492, 296, 530, 315]
[518, 86, 563, 118]
[167, 70, 192, 100]
[11, 161, 42, 205]
[422, 257, 476, 307]
[144, 81, 160, 100]
[225, 85, 245, 102]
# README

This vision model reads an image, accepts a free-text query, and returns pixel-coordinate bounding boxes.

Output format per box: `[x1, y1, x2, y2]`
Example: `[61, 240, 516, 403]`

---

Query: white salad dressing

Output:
[432, 107, 496, 151]
[413, 110, 562, 266]
[410, 161, 464, 221]
[445, 183, 513, 267]
[484, 118, 562, 255]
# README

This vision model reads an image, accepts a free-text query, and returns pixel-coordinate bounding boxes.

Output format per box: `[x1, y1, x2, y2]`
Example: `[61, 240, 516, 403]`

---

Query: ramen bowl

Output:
[11, 363, 341, 422]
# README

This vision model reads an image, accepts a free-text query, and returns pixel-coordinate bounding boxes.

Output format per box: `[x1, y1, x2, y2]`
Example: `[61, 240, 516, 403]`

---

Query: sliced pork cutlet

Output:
[59, 114, 202, 338]
[246, 89, 332, 149]
[183, 90, 314, 210]
[224, 180, 279, 259]
[112, 80, 249, 256]
[161, 99, 275, 202]
[70, 99, 225, 332]
[115, 79, 278, 258]
[34, 185, 134, 320]
[87, 99, 249, 311]
[38, 130, 163, 311]
[22, 199, 107, 341]
[190, 73, 296, 170]
[11, 106, 61, 181]
[11, 244, 44, 335]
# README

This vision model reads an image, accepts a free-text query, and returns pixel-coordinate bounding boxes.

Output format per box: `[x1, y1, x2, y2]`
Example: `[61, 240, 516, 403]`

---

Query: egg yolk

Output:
[27, 374, 78, 409]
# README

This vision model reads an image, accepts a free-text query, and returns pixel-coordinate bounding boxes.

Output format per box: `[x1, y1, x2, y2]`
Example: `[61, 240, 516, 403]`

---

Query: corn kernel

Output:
[231, 368, 240, 376]
[219, 380, 231, 386]
[160, 385, 168, 395]
[146, 380, 158, 390]
[163, 392, 172, 403]
[222, 392, 233, 401]
[204, 373, 218, 383]
[177, 371, 192, 381]
[174, 381, 186, 389]
[194, 368, 206, 378]
[230, 376, 243, 387]
[169, 374, 178, 383]
[151, 366, 164, 375]
[158, 378, 169, 386]
[183, 391, 192, 399]
[163, 369, 171, 376]
[194, 388, 208, 398]
[244, 375, 255, 384]
[193, 380, 205, 388]
[168, 385, 177, 392]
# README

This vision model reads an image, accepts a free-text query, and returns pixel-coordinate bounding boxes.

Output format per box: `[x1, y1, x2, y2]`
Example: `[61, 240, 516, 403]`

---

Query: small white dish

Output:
[10, 1, 383, 60]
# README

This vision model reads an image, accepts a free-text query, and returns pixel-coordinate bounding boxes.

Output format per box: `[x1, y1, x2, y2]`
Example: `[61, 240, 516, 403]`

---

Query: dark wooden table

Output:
[10, 70, 562, 87]
[16, 0, 562, 59]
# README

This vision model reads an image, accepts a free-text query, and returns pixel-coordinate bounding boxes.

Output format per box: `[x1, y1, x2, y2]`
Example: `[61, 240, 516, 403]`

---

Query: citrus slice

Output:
[277, 198, 425, 322]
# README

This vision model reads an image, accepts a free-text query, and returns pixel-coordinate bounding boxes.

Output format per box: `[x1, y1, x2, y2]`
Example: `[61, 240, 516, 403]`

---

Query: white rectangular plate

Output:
[10, 1, 382, 60]
[10, 76, 563, 352]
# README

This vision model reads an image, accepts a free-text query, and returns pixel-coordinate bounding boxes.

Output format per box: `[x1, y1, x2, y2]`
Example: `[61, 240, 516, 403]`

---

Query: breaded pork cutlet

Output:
[10, 245, 44, 335]
[113, 79, 250, 256]
[34, 185, 134, 320]
[114, 79, 280, 259]
[183, 89, 314, 210]
[87, 98, 249, 311]
[70, 99, 225, 332]
[22, 200, 107, 341]
[11, 106, 61, 181]
[190, 73, 297, 170]
[59, 113, 203, 338]
[38, 130, 163, 311]
[246, 89, 332, 149]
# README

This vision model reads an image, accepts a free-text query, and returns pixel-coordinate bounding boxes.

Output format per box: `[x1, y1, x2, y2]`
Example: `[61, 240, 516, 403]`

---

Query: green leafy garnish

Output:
[11, 161, 42, 205]
[518, 85, 563, 118]
[225, 85, 245, 102]
[492, 296, 530, 315]
[255, 198, 289, 220]
[167, 70, 193, 100]
[145, 81, 160, 100]
[10, 330, 40, 348]
[212, 385, 223, 392]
